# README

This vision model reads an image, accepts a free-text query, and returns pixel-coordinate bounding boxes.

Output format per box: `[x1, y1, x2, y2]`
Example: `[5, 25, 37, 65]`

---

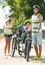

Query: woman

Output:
[4, 14, 13, 56]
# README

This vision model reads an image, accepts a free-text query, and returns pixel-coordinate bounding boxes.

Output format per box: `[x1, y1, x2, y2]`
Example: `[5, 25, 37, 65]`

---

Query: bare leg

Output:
[4, 38, 8, 54]
[34, 45, 38, 56]
[7, 37, 11, 54]
[39, 45, 42, 56]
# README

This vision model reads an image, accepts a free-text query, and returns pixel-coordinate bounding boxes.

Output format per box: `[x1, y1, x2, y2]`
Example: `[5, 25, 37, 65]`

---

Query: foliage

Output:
[0, 29, 4, 33]
[2, 0, 45, 28]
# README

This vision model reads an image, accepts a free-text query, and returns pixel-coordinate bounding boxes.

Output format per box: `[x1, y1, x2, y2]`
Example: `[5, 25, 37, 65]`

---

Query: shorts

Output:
[32, 32, 42, 45]
[4, 34, 12, 38]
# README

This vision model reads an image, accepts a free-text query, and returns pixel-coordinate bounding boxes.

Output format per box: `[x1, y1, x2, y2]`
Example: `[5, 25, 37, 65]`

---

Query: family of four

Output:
[4, 4, 43, 60]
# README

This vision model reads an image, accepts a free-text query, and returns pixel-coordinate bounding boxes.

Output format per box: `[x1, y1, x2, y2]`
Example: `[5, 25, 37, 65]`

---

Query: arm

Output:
[23, 26, 27, 33]
[38, 14, 43, 31]
[5, 21, 9, 29]
[30, 25, 32, 31]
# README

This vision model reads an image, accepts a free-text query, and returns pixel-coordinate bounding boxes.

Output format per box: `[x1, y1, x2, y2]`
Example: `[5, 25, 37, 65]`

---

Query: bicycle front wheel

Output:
[11, 38, 17, 57]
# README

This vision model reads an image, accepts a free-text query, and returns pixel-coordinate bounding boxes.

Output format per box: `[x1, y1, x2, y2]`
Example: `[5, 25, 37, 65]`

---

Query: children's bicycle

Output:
[24, 31, 32, 61]
[11, 34, 24, 57]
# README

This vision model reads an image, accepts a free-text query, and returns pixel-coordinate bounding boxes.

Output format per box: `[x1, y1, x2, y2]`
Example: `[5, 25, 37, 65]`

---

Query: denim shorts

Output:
[32, 32, 42, 45]
[4, 34, 12, 38]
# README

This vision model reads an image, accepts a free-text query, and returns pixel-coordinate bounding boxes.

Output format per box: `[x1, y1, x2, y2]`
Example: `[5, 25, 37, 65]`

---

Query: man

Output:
[31, 4, 43, 60]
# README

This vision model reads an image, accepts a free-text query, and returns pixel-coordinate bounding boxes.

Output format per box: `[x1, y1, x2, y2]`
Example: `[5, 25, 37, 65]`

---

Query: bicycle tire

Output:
[11, 38, 17, 57]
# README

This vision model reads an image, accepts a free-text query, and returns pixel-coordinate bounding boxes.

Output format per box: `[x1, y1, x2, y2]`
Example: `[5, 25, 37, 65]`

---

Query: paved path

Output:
[0, 38, 45, 65]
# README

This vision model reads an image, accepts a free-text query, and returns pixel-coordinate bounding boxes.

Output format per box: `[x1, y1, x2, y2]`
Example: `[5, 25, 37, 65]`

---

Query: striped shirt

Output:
[32, 13, 42, 32]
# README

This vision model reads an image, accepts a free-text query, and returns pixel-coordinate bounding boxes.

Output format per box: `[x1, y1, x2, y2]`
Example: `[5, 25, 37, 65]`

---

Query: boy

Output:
[31, 4, 43, 60]
[21, 20, 32, 42]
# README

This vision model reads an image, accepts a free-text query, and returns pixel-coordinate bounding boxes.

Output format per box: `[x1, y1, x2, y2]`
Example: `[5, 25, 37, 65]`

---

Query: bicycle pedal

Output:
[31, 46, 33, 48]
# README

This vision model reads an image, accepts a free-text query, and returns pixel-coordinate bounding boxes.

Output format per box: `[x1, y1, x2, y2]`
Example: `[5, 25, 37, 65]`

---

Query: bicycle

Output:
[24, 31, 32, 61]
[11, 34, 24, 57]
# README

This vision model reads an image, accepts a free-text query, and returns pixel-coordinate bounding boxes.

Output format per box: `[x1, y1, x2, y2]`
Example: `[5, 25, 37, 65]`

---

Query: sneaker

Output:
[37, 56, 41, 60]
[4, 54, 6, 56]
[32, 56, 39, 60]
[8, 54, 11, 56]
[32, 56, 41, 60]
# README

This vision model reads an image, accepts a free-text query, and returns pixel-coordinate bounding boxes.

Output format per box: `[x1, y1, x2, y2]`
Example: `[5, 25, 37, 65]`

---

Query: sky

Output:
[0, 5, 11, 29]
[0, 6, 5, 29]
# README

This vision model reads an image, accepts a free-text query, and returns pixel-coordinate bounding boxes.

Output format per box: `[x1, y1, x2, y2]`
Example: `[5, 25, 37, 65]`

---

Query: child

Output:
[21, 20, 32, 42]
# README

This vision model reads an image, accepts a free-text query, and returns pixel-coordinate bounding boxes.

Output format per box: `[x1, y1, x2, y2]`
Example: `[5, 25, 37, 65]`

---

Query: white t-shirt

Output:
[4, 21, 12, 35]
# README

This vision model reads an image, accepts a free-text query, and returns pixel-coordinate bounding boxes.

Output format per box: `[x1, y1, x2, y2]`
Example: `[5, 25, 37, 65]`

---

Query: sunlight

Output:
[0, 5, 11, 29]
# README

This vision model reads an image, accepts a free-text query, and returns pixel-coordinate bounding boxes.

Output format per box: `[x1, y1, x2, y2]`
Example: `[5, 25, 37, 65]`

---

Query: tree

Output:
[2, 0, 45, 28]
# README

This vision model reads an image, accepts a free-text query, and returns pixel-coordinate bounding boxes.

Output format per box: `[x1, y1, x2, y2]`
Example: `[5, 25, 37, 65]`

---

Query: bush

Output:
[0, 29, 4, 33]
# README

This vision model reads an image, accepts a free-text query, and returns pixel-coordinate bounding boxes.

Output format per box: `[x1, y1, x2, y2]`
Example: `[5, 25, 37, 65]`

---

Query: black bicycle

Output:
[11, 35, 24, 57]
[24, 32, 32, 61]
